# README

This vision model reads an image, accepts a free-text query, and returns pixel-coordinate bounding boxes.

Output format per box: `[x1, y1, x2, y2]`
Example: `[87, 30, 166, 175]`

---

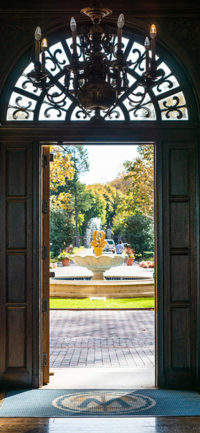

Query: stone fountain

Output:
[72, 230, 125, 280]
[72, 254, 124, 280]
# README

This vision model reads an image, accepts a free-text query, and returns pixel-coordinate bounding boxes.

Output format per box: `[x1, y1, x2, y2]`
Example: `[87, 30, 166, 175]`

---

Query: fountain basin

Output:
[50, 279, 154, 298]
[72, 254, 125, 280]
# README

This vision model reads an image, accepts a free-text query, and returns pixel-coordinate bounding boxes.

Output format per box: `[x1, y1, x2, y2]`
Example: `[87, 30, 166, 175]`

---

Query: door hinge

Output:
[42, 154, 48, 168]
[42, 199, 48, 214]
[50, 153, 54, 162]
[42, 299, 48, 313]
[42, 352, 48, 367]
[42, 245, 47, 260]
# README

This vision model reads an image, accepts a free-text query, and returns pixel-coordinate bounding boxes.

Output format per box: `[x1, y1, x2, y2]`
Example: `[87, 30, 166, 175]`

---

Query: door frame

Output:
[40, 146, 50, 385]
[42, 139, 158, 387]
[0, 122, 198, 389]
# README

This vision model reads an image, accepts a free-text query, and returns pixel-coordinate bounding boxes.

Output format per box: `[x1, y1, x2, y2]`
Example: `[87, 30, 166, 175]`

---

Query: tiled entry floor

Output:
[50, 310, 154, 369]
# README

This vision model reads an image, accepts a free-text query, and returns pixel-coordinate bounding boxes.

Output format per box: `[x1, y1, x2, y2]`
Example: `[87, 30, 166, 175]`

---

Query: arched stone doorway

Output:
[0, 26, 199, 389]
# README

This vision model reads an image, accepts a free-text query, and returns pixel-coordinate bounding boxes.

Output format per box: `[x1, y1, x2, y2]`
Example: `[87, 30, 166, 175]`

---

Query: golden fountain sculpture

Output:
[91, 230, 107, 256]
[72, 230, 125, 280]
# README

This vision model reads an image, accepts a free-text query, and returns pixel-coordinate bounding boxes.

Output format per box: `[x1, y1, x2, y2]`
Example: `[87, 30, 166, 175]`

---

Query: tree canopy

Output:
[50, 146, 75, 209]
[49, 144, 154, 256]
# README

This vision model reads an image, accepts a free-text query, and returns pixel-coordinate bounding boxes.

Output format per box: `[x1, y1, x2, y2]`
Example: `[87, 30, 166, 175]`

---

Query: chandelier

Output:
[27, 4, 160, 118]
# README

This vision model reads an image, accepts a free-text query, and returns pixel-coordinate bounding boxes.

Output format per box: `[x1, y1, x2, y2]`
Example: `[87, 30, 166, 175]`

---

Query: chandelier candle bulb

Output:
[70, 17, 77, 54]
[150, 24, 157, 62]
[34, 26, 42, 63]
[41, 38, 48, 49]
[41, 38, 48, 73]
[144, 36, 150, 73]
[117, 13, 124, 52]
[150, 24, 157, 38]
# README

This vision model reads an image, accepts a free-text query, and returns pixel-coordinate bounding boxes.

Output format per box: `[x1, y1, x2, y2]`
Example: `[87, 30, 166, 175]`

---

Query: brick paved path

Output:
[50, 310, 154, 368]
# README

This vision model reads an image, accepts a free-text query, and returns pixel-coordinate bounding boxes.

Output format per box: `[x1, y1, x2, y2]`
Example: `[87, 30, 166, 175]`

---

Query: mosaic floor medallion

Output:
[52, 391, 156, 415]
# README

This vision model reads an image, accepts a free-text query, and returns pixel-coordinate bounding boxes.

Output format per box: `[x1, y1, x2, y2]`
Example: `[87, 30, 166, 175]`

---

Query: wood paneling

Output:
[7, 255, 26, 303]
[170, 149, 189, 196]
[171, 308, 190, 369]
[7, 308, 26, 368]
[6, 149, 26, 196]
[0, 143, 33, 387]
[171, 255, 189, 301]
[170, 202, 189, 249]
[0, 133, 199, 390]
[7, 201, 26, 249]
[161, 141, 197, 387]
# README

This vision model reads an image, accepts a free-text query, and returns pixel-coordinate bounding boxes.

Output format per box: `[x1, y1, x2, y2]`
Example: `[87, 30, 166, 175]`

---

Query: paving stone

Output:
[50, 310, 155, 368]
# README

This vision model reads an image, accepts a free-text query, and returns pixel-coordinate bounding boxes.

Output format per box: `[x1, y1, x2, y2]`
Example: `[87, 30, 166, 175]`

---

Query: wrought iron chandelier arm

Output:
[102, 32, 114, 53]
[127, 90, 147, 107]
[21, 75, 39, 94]
[130, 48, 146, 73]
[45, 91, 69, 106]
[116, 78, 146, 105]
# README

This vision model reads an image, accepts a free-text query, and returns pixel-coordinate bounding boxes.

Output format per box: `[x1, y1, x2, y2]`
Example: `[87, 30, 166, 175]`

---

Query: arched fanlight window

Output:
[6, 32, 188, 122]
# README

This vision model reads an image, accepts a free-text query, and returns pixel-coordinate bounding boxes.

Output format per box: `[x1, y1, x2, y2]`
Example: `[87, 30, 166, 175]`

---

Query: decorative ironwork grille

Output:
[6, 33, 188, 122]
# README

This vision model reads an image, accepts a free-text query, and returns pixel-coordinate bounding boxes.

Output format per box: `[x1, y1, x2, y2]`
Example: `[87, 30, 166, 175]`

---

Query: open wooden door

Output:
[156, 139, 198, 388]
[41, 146, 50, 385]
[0, 141, 34, 387]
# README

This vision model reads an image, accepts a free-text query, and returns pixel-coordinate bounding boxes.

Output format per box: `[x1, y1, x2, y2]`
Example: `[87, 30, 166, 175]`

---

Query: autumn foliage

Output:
[50, 144, 154, 256]
[50, 146, 75, 209]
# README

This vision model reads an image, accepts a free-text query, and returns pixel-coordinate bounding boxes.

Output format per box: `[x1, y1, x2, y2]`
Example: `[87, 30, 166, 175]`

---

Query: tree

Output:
[49, 144, 154, 251]
[112, 145, 154, 242]
[63, 145, 89, 246]
[87, 183, 126, 235]
[109, 171, 132, 194]
[49, 146, 76, 255]
[123, 144, 154, 218]
[50, 146, 75, 209]
[50, 145, 89, 247]
[81, 187, 106, 235]
[50, 205, 74, 257]
[123, 213, 154, 256]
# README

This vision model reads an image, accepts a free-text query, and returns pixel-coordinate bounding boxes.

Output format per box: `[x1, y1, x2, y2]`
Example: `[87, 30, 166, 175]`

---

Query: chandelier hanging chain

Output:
[27, 4, 164, 119]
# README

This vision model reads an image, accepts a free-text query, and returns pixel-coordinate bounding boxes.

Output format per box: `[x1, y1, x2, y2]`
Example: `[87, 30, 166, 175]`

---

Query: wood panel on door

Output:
[162, 142, 197, 387]
[0, 143, 33, 387]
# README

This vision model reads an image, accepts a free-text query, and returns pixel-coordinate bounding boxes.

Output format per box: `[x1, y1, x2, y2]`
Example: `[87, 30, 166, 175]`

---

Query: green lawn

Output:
[50, 297, 154, 309]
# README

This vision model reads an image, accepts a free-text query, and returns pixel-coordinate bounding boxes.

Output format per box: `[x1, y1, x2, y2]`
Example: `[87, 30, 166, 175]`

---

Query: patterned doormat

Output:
[1, 389, 200, 417]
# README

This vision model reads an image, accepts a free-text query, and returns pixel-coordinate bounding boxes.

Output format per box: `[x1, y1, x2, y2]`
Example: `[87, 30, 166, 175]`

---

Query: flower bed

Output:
[139, 260, 154, 269]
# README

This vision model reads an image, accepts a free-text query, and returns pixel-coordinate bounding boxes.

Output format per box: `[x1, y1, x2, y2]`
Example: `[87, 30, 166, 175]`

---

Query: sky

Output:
[79, 145, 138, 185]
